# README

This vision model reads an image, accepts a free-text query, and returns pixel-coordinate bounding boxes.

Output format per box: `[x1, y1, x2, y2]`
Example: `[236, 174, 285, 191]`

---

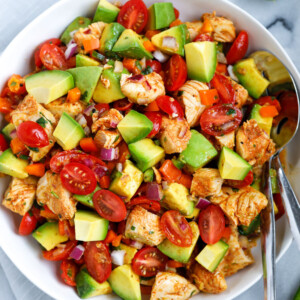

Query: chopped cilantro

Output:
[6, 198, 11, 201]
[80, 91, 88, 101]
[135, 60, 142, 71]
[51, 191, 59, 199]
[36, 117, 47, 128]
[19, 154, 29, 160]
[92, 51, 105, 61]
[39, 112, 53, 125]
[177, 90, 184, 96]
[113, 135, 120, 143]
[141, 66, 153, 75]
[149, 230, 154, 235]
[10, 81, 17, 87]
[226, 108, 236, 115]
[28, 147, 39, 152]
[232, 188, 239, 192]
[131, 226, 136, 231]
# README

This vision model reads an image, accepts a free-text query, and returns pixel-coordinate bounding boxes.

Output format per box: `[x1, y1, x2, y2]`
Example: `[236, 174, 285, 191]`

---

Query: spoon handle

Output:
[273, 155, 300, 249]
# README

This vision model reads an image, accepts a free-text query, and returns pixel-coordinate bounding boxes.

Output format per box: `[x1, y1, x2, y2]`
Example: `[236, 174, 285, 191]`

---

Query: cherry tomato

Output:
[226, 30, 249, 65]
[132, 247, 168, 277]
[174, 7, 180, 19]
[226, 170, 254, 189]
[161, 210, 193, 247]
[0, 133, 8, 152]
[61, 162, 97, 195]
[17, 121, 49, 148]
[40, 43, 68, 70]
[31, 206, 45, 223]
[113, 99, 134, 111]
[156, 95, 184, 118]
[255, 96, 281, 112]
[127, 196, 161, 213]
[34, 38, 61, 68]
[18, 211, 37, 235]
[95, 103, 110, 115]
[0, 97, 13, 114]
[144, 111, 162, 138]
[198, 205, 225, 244]
[194, 33, 214, 42]
[59, 220, 75, 240]
[117, 0, 148, 34]
[84, 241, 112, 283]
[43, 241, 77, 261]
[60, 259, 78, 287]
[211, 73, 236, 104]
[200, 104, 242, 136]
[146, 60, 162, 73]
[7, 75, 26, 95]
[163, 54, 187, 91]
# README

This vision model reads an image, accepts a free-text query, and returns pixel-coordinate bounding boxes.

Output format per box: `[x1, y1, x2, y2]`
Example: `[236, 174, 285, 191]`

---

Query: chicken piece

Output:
[176, 80, 209, 127]
[191, 168, 223, 198]
[159, 116, 191, 154]
[11, 95, 56, 162]
[214, 131, 235, 151]
[92, 108, 123, 133]
[150, 272, 198, 300]
[236, 120, 276, 166]
[125, 206, 166, 246]
[120, 73, 165, 105]
[36, 171, 76, 220]
[227, 76, 249, 108]
[2, 176, 38, 216]
[94, 129, 122, 149]
[184, 21, 203, 41]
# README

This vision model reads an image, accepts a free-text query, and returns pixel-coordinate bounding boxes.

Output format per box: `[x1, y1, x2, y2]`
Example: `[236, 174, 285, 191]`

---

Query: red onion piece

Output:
[69, 245, 85, 260]
[178, 126, 188, 138]
[9, 129, 17, 139]
[129, 74, 144, 82]
[99, 148, 119, 161]
[82, 158, 93, 168]
[196, 198, 211, 209]
[110, 121, 118, 128]
[142, 80, 151, 91]
[93, 165, 107, 178]
[162, 36, 178, 50]
[64, 40, 78, 60]
[146, 183, 163, 201]
[153, 50, 169, 63]
[83, 104, 95, 116]
[130, 240, 144, 249]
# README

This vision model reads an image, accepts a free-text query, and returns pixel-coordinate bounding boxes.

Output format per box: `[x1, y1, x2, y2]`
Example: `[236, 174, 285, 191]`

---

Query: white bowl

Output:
[0, 0, 299, 299]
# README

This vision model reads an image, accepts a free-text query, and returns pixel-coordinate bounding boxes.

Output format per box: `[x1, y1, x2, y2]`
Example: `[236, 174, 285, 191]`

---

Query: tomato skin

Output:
[0, 133, 8, 152]
[211, 73, 236, 105]
[7, 75, 26, 95]
[93, 190, 127, 222]
[40, 43, 68, 70]
[18, 212, 37, 235]
[226, 170, 254, 189]
[132, 247, 168, 277]
[34, 38, 61, 68]
[198, 205, 225, 244]
[174, 7, 180, 19]
[144, 111, 162, 138]
[60, 259, 78, 287]
[161, 210, 193, 247]
[156, 95, 184, 118]
[17, 121, 49, 148]
[113, 99, 134, 111]
[255, 96, 281, 112]
[43, 241, 77, 261]
[194, 33, 214, 42]
[59, 220, 75, 240]
[146, 60, 162, 73]
[226, 30, 249, 65]
[0, 97, 13, 114]
[126, 196, 161, 213]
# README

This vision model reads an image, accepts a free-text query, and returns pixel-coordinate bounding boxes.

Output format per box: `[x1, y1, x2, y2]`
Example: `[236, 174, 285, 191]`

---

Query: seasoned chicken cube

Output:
[159, 116, 191, 154]
[176, 80, 209, 127]
[2, 176, 38, 216]
[120, 73, 165, 105]
[184, 21, 203, 41]
[215, 131, 235, 151]
[150, 272, 199, 300]
[94, 129, 122, 149]
[92, 108, 123, 133]
[236, 120, 276, 166]
[125, 206, 166, 246]
[226, 76, 249, 108]
[191, 168, 223, 198]
[36, 171, 76, 220]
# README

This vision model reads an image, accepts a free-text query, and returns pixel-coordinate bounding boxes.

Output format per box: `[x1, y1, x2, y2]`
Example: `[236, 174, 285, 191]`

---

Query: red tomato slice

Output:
[226, 30, 249, 65]
[84, 241, 112, 283]
[146, 60, 162, 73]
[59, 220, 75, 240]
[156, 95, 184, 118]
[226, 170, 254, 189]
[132, 247, 168, 277]
[126, 196, 161, 213]
[161, 210, 193, 247]
[113, 99, 134, 111]
[60, 259, 78, 287]
[194, 33, 213, 42]
[17, 121, 49, 148]
[200, 104, 242, 136]
[198, 205, 225, 244]
[117, 0, 148, 34]
[144, 111, 162, 138]
[18, 211, 37, 235]
[93, 190, 127, 222]
[34, 38, 61, 68]
[40, 43, 68, 70]
[0, 133, 8, 152]
[43, 241, 77, 261]
[211, 73, 236, 104]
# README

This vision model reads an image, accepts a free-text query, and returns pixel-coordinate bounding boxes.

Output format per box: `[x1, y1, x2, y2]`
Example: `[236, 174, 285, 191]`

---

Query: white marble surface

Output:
[0, 0, 300, 299]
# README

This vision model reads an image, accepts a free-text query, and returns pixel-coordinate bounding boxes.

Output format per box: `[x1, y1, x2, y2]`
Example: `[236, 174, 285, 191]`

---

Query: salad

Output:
[0, 0, 295, 299]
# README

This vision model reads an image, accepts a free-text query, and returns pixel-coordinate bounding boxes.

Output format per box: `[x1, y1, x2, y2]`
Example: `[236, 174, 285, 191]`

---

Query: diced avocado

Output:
[218, 147, 252, 180]
[118, 243, 137, 264]
[2, 123, 16, 140]
[146, 2, 176, 30]
[172, 158, 184, 170]
[195, 240, 229, 272]
[112, 29, 153, 59]
[109, 160, 143, 202]
[238, 214, 261, 236]
[74, 210, 109, 242]
[53, 112, 85, 150]
[67, 66, 102, 103]
[117, 110, 153, 144]
[250, 104, 273, 135]
[32, 222, 68, 251]
[163, 182, 194, 216]
[143, 168, 154, 182]
[108, 265, 141, 300]
[179, 130, 218, 170]
[186, 208, 200, 219]
[73, 186, 101, 208]
[184, 41, 217, 82]
[129, 139, 165, 172]
[25, 70, 74, 104]
[233, 58, 270, 99]
[158, 222, 199, 263]
[61, 17, 91, 45]
[0, 149, 28, 179]
[251, 178, 261, 191]
[76, 54, 100, 67]
[151, 24, 188, 56]
[76, 268, 112, 299]
[270, 168, 280, 194]
[93, 0, 120, 23]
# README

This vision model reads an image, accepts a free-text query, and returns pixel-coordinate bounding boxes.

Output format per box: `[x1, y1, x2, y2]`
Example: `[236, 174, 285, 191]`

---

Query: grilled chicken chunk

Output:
[184, 21, 203, 41]
[91, 108, 123, 133]
[94, 129, 122, 149]
[214, 131, 235, 151]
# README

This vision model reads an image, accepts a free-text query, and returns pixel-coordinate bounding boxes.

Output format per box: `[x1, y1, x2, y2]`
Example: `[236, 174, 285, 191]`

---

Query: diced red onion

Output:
[129, 74, 144, 82]
[153, 50, 169, 63]
[114, 61, 123, 73]
[84, 126, 91, 136]
[227, 65, 239, 82]
[162, 181, 169, 190]
[110, 121, 118, 128]
[130, 240, 144, 249]
[116, 163, 123, 172]
[93, 165, 107, 178]
[217, 52, 227, 64]
[146, 183, 163, 201]
[82, 158, 93, 168]
[64, 40, 78, 60]
[111, 250, 126, 266]
[196, 198, 211, 209]
[99, 148, 119, 161]
[69, 245, 85, 260]
[9, 129, 17, 139]
[84, 104, 95, 116]
[76, 114, 87, 126]
[162, 36, 178, 50]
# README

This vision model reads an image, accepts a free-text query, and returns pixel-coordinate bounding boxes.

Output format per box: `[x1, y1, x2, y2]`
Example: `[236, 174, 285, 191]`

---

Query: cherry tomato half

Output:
[161, 210, 193, 247]
[40, 43, 68, 70]
[194, 33, 213, 42]
[59, 220, 75, 241]
[17, 121, 49, 148]
[95, 103, 110, 115]
[146, 60, 162, 73]
[132, 247, 168, 277]
[200, 104, 242, 136]
[226, 170, 254, 189]
[144, 111, 162, 138]
[113, 99, 134, 111]
[126, 196, 161, 213]
[174, 7, 180, 19]
[255, 96, 281, 112]
[60, 259, 78, 287]
[226, 30, 249, 65]
[18, 211, 37, 235]
[211, 73, 236, 105]
[43, 241, 77, 261]
[156, 95, 184, 118]
[0, 133, 8, 152]
[34, 38, 61, 68]
[198, 205, 225, 244]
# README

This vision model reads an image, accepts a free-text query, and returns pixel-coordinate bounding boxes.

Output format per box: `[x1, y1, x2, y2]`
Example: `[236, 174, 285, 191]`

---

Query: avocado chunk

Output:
[108, 265, 141, 300]
[53, 112, 85, 150]
[112, 29, 153, 59]
[93, 0, 120, 23]
[76, 268, 112, 299]
[158, 221, 199, 263]
[61, 17, 91, 45]
[162, 182, 194, 216]
[73, 186, 101, 208]
[74, 210, 109, 242]
[146, 2, 176, 30]
[186, 207, 200, 220]
[250, 104, 273, 135]
[143, 168, 154, 182]
[67, 66, 103, 103]
[179, 130, 218, 171]
[0, 149, 28, 179]
[32, 222, 68, 251]
[238, 214, 261, 236]
[184, 41, 217, 82]
[129, 139, 165, 172]
[25, 70, 74, 104]
[195, 240, 229, 272]
[117, 110, 153, 144]
[233, 58, 270, 99]
[2, 123, 15, 140]
[76, 54, 100, 67]
[151, 24, 189, 56]
[218, 147, 252, 180]
[118, 243, 138, 264]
